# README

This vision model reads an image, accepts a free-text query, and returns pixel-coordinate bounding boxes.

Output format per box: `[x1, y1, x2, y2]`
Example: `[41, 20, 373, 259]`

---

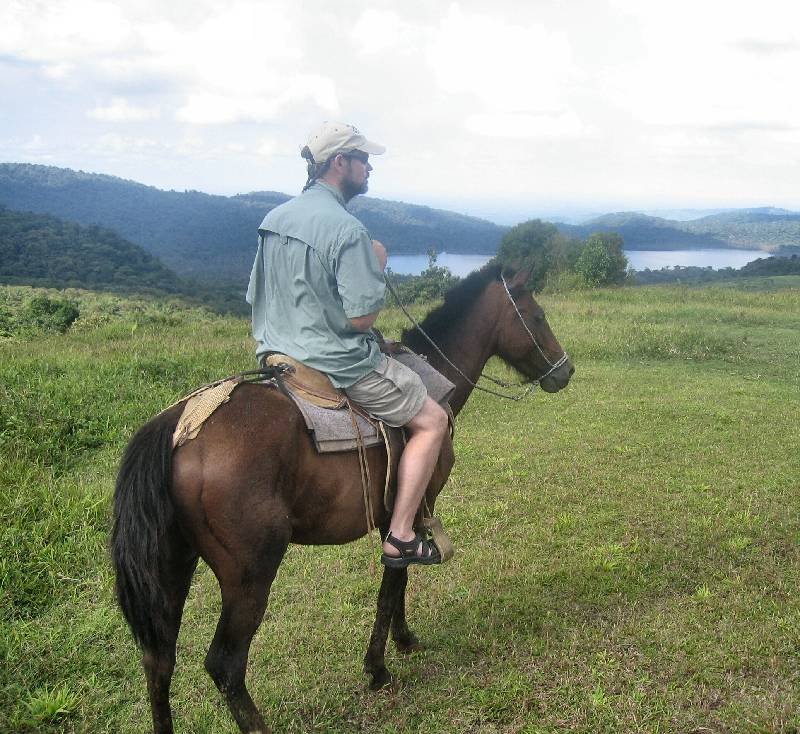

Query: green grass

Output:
[1, 279, 799, 733]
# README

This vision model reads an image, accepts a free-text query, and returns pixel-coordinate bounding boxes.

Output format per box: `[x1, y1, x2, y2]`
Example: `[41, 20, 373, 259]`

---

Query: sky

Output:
[1, 0, 799, 224]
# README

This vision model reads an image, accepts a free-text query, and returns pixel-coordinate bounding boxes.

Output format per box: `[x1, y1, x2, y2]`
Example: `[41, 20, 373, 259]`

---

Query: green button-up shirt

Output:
[246, 182, 386, 387]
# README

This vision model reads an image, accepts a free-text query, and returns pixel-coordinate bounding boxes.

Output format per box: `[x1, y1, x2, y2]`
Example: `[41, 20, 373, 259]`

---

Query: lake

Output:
[387, 248, 765, 277]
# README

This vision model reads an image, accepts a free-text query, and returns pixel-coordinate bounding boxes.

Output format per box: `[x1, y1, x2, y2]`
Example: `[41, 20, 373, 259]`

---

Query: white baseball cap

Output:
[304, 121, 386, 164]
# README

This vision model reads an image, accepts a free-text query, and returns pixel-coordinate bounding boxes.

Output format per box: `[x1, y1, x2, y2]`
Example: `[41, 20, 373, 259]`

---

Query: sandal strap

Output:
[384, 531, 421, 557]
[383, 531, 438, 559]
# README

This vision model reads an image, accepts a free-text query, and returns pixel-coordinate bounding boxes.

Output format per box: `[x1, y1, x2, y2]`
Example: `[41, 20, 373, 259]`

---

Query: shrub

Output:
[573, 233, 629, 286]
[23, 295, 80, 333]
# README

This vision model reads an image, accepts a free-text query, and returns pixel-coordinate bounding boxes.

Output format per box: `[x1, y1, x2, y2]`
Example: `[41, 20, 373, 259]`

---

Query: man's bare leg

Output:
[383, 397, 448, 558]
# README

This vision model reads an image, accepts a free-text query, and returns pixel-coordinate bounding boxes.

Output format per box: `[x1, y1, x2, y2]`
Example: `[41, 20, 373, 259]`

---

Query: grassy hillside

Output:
[2, 279, 799, 733]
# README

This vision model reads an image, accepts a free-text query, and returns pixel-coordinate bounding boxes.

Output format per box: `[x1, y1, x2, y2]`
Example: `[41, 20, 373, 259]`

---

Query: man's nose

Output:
[366, 162, 373, 172]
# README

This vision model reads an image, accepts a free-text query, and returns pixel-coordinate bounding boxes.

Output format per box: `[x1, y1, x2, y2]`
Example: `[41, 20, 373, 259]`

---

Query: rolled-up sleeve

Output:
[333, 228, 386, 318]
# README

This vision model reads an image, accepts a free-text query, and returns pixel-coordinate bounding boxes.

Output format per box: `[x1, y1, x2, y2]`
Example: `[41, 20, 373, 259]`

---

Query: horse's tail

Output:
[111, 408, 182, 651]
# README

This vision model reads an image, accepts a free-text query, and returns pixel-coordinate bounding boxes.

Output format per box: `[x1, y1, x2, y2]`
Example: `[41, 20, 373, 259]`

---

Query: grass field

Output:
[1, 279, 799, 733]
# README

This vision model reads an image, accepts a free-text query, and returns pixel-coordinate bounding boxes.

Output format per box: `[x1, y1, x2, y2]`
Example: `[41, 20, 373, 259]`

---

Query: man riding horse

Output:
[246, 121, 449, 568]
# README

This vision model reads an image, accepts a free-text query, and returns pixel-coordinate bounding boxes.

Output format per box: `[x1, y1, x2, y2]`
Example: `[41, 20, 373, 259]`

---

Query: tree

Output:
[494, 219, 571, 290]
[574, 232, 629, 286]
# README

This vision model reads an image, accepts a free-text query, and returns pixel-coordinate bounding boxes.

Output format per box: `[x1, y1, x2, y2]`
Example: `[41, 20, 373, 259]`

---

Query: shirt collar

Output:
[311, 180, 347, 208]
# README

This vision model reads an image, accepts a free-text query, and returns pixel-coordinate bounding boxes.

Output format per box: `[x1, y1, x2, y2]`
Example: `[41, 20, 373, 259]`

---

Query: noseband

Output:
[385, 273, 570, 401]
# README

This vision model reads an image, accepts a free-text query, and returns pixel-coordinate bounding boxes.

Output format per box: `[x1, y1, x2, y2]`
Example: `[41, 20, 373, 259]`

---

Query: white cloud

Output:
[256, 138, 277, 158]
[92, 133, 164, 159]
[1, 0, 340, 126]
[22, 135, 46, 151]
[175, 74, 338, 125]
[428, 5, 575, 113]
[465, 110, 589, 139]
[351, 9, 419, 55]
[0, 0, 133, 61]
[88, 97, 160, 122]
[602, 0, 800, 130]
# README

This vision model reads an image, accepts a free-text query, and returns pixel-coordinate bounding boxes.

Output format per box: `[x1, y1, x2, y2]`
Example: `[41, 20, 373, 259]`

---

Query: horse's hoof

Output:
[368, 668, 393, 691]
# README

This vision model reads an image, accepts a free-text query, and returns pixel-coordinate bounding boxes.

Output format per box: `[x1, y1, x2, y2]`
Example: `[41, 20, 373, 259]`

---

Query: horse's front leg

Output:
[364, 564, 406, 689]
[390, 568, 422, 652]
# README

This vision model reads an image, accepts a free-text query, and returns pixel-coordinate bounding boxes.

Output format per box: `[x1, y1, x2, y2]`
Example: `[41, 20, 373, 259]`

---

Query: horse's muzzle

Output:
[539, 358, 574, 393]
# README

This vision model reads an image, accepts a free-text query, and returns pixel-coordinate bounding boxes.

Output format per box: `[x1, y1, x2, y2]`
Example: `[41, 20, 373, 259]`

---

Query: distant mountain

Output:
[556, 212, 730, 250]
[0, 163, 506, 282]
[3, 163, 797, 279]
[681, 210, 800, 249]
[0, 206, 181, 293]
[558, 209, 800, 251]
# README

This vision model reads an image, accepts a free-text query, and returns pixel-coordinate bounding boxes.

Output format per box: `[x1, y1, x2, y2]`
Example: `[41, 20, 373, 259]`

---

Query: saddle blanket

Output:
[172, 349, 455, 454]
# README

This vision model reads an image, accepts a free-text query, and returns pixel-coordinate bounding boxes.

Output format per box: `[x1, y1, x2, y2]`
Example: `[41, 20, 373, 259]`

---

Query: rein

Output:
[384, 272, 569, 401]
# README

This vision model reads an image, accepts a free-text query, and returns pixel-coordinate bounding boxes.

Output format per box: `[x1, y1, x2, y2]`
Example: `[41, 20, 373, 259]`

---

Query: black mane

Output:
[401, 262, 503, 350]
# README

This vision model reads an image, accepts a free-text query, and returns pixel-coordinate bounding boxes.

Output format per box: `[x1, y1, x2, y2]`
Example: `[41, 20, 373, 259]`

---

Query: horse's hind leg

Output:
[204, 537, 289, 734]
[144, 548, 198, 734]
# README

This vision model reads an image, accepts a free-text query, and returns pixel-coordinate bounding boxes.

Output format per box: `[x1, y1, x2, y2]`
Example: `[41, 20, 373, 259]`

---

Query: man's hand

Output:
[372, 239, 388, 271]
[349, 312, 379, 332]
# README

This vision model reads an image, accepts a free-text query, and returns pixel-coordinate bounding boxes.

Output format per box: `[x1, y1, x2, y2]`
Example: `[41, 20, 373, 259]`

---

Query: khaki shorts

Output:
[344, 356, 428, 427]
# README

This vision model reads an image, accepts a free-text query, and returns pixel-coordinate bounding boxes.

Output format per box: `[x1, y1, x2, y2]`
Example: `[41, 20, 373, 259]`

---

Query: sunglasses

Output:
[341, 150, 369, 164]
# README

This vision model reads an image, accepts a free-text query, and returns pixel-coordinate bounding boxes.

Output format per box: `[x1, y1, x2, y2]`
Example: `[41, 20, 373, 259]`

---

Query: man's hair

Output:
[301, 145, 333, 192]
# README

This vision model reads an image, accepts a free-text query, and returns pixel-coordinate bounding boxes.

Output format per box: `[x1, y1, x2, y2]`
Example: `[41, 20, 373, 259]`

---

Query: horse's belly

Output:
[289, 474, 389, 546]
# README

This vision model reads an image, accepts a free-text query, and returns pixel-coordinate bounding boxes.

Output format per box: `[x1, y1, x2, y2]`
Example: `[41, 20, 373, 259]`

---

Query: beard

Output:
[341, 173, 368, 201]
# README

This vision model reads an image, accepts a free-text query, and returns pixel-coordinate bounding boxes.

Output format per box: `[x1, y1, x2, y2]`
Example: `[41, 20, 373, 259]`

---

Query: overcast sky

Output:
[2, 0, 799, 223]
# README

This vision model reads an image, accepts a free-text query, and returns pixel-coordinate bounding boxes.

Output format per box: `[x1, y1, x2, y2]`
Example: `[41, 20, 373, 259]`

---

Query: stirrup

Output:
[381, 531, 442, 568]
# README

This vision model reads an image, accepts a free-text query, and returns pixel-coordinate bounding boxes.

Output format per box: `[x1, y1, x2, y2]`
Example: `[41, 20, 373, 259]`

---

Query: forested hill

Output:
[235, 193, 506, 257]
[556, 210, 800, 251]
[0, 163, 506, 282]
[0, 207, 181, 292]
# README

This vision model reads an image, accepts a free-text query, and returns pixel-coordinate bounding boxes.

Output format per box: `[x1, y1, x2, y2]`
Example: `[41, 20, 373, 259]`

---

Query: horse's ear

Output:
[502, 261, 534, 291]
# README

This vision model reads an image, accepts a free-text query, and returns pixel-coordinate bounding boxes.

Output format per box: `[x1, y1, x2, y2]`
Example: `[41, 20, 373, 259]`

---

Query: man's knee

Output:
[407, 397, 448, 438]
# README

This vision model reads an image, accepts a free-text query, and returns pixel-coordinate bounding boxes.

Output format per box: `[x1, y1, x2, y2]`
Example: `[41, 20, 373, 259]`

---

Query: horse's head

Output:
[494, 267, 574, 393]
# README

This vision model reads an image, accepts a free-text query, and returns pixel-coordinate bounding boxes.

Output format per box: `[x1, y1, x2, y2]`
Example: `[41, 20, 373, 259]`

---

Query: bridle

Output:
[384, 272, 570, 401]
[499, 273, 571, 383]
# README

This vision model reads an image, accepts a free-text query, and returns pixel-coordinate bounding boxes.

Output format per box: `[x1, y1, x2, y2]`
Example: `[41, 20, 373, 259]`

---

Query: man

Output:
[246, 122, 449, 567]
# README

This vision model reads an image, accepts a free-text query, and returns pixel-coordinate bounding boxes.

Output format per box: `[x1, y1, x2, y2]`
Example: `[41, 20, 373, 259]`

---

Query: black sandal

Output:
[381, 531, 442, 568]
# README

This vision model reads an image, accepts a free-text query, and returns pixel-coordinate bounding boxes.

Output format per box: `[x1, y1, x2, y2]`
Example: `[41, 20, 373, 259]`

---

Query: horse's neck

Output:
[423, 288, 500, 416]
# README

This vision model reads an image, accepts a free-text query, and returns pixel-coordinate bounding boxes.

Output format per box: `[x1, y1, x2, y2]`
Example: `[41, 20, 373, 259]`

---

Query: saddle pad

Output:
[287, 392, 384, 453]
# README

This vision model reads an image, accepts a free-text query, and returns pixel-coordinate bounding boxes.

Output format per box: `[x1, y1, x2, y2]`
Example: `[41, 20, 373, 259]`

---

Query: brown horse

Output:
[111, 263, 573, 733]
